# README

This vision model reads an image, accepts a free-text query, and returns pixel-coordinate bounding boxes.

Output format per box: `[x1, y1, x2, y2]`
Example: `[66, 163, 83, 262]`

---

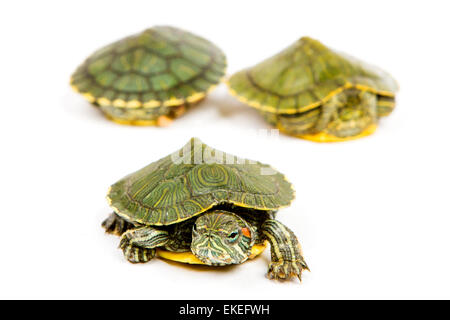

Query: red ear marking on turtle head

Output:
[241, 227, 251, 237]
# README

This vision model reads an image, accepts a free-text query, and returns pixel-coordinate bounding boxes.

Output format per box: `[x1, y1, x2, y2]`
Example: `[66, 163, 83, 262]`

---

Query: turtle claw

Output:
[119, 234, 155, 263]
[124, 246, 156, 263]
[102, 213, 132, 236]
[267, 260, 309, 282]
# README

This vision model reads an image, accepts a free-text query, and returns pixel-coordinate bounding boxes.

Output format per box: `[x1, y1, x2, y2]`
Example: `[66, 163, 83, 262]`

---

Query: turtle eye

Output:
[227, 231, 239, 242]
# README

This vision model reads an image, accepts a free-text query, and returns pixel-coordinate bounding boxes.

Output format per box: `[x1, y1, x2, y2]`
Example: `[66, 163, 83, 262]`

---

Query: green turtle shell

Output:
[107, 138, 294, 226]
[71, 26, 226, 109]
[228, 37, 398, 115]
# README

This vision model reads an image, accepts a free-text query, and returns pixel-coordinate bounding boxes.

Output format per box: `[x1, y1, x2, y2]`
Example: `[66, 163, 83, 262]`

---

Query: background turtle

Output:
[71, 26, 226, 126]
[102, 138, 308, 281]
[228, 37, 398, 142]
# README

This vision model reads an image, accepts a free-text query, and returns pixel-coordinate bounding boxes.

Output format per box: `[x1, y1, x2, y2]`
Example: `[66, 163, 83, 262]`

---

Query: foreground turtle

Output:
[71, 26, 226, 126]
[228, 37, 398, 142]
[102, 138, 308, 281]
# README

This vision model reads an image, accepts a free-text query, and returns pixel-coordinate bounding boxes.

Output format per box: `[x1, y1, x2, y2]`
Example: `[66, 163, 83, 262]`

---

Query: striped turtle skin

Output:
[103, 138, 309, 282]
[71, 26, 226, 126]
[228, 37, 398, 142]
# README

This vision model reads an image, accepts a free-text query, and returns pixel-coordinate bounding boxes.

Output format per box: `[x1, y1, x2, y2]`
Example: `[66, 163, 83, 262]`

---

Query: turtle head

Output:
[191, 210, 254, 266]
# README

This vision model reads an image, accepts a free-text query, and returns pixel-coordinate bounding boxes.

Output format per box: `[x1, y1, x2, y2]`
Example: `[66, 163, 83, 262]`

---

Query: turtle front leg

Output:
[102, 213, 134, 236]
[262, 220, 309, 282]
[119, 227, 169, 263]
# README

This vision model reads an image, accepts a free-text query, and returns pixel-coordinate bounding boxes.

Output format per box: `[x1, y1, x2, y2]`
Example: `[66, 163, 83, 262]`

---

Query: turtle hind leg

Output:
[102, 213, 134, 236]
[318, 90, 378, 141]
[289, 90, 379, 142]
[156, 104, 189, 127]
[377, 96, 396, 118]
[261, 219, 309, 282]
[119, 227, 170, 263]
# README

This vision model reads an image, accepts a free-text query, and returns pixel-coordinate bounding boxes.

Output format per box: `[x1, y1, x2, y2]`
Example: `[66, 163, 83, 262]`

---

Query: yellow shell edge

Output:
[105, 115, 158, 126]
[157, 241, 268, 265]
[292, 124, 378, 143]
[70, 69, 225, 109]
[227, 80, 395, 115]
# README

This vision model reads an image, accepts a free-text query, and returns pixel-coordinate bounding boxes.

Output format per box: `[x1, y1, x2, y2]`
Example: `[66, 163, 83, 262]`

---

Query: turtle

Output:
[70, 26, 226, 126]
[102, 137, 309, 281]
[228, 37, 398, 142]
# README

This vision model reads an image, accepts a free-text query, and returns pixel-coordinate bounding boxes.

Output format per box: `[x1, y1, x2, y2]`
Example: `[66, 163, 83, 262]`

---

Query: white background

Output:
[1, 0, 449, 300]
